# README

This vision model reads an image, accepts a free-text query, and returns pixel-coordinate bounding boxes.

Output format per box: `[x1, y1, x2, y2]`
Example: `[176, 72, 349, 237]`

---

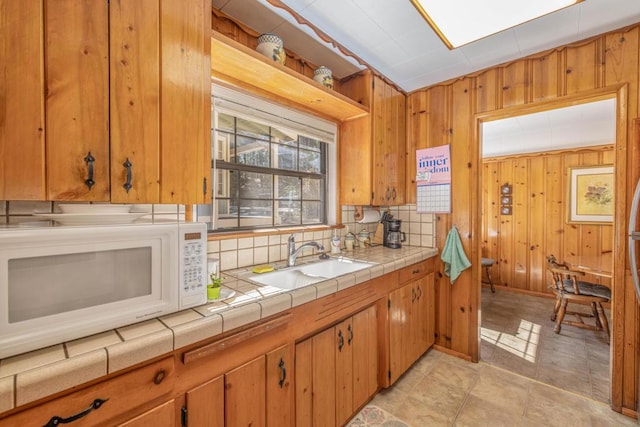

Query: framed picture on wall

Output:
[567, 165, 614, 224]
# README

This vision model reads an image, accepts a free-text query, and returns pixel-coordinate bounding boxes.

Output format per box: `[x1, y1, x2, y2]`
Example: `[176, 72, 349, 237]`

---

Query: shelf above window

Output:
[211, 31, 369, 122]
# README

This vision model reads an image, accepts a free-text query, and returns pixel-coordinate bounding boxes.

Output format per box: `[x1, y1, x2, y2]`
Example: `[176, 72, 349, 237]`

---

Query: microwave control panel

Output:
[180, 228, 207, 307]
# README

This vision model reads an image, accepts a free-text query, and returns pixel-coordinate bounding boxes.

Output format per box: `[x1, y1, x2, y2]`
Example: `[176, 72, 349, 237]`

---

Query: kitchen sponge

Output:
[252, 265, 275, 274]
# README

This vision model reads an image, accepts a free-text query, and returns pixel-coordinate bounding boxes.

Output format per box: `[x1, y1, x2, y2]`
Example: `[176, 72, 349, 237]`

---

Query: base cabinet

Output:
[184, 343, 293, 427]
[295, 305, 378, 426]
[388, 272, 435, 384]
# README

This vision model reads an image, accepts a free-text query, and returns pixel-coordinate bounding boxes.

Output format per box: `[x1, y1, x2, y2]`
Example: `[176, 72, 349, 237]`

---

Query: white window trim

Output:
[210, 83, 338, 226]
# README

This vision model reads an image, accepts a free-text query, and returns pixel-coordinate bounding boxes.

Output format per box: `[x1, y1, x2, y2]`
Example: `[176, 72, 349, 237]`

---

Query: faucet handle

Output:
[288, 233, 295, 243]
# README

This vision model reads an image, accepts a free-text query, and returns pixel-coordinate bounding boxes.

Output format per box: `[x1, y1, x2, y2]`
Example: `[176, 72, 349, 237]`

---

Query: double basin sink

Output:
[249, 257, 376, 290]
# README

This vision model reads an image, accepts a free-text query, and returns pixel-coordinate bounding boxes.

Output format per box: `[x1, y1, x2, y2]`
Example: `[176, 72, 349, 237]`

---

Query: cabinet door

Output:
[159, 0, 211, 204]
[185, 376, 224, 427]
[371, 76, 406, 206]
[109, 0, 161, 203]
[351, 305, 378, 410]
[266, 344, 293, 427]
[424, 272, 436, 349]
[295, 339, 313, 427]
[225, 355, 266, 427]
[335, 318, 353, 426]
[388, 282, 413, 384]
[339, 116, 373, 205]
[117, 399, 178, 426]
[45, 0, 110, 201]
[0, 0, 45, 200]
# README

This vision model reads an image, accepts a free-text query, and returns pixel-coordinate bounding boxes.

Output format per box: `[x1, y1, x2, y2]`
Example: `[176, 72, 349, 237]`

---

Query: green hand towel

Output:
[441, 226, 471, 284]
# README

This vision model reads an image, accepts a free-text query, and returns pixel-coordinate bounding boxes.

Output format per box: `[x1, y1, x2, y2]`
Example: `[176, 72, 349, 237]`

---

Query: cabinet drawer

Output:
[3, 357, 176, 427]
[398, 258, 434, 284]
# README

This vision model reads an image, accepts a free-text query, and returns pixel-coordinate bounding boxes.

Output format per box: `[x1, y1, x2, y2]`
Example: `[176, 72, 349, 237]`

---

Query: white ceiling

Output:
[212, 0, 640, 92]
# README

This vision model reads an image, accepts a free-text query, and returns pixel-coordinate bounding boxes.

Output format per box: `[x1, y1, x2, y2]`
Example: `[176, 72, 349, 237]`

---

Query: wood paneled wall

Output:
[482, 146, 614, 294]
[407, 24, 639, 415]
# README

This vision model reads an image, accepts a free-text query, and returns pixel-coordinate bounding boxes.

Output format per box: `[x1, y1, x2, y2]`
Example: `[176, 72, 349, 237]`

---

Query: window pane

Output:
[238, 172, 272, 199]
[275, 176, 300, 200]
[217, 112, 235, 132]
[276, 201, 301, 225]
[216, 198, 238, 229]
[236, 136, 269, 166]
[272, 143, 297, 171]
[302, 178, 321, 200]
[216, 169, 233, 198]
[272, 127, 297, 145]
[299, 136, 321, 151]
[240, 200, 272, 227]
[215, 133, 234, 162]
[237, 117, 269, 140]
[299, 149, 321, 173]
[302, 201, 322, 223]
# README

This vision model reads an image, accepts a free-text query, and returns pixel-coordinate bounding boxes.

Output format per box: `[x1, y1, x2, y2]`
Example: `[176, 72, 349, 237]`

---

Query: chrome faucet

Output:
[287, 233, 328, 267]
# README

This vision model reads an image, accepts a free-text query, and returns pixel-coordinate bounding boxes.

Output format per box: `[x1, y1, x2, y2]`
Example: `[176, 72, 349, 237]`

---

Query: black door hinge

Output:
[203, 177, 207, 197]
[387, 299, 391, 309]
[388, 370, 391, 381]
[181, 406, 188, 427]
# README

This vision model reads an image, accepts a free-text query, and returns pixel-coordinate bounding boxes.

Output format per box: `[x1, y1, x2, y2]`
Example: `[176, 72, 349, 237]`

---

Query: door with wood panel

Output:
[388, 282, 413, 384]
[185, 376, 224, 427]
[0, 0, 46, 200]
[225, 355, 266, 427]
[266, 344, 294, 427]
[335, 318, 354, 426]
[109, 0, 161, 203]
[350, 305, 378, 415]
[117, 399, 178, 426]
[45, 0, 110, 201]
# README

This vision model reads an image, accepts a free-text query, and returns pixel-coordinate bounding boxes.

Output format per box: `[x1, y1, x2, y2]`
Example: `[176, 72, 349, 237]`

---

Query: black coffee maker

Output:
[383, 219, 406, 249]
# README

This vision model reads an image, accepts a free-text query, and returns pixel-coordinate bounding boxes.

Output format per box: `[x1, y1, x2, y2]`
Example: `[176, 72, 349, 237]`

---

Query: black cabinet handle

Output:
[203, 177, 208, 197]
[84, 152, 95, 190]
[392, 188, 397, 200]
[278, 358, 286, 388]
[44, 398, 108, 426]
[386, 187, 391, 200]
[338, 330, 344, 351]
[347, 324, 353, 345]
[417, 287, 423, 299]
[123, 158, 133, 193]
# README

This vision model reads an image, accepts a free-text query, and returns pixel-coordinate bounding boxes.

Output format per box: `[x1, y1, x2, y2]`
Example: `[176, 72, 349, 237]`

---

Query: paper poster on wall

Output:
[416, 145, 451, 213]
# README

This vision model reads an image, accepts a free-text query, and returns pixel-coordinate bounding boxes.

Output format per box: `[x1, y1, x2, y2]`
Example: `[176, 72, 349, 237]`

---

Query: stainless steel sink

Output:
[248, 257, 376, 290]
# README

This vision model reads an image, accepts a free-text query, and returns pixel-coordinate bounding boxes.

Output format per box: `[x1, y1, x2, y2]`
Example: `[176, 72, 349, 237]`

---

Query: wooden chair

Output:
[546, 255, 610, 341]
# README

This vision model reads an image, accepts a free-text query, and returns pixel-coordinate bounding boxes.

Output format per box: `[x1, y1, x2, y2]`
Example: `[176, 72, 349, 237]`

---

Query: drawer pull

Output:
[84, 152, 95, 190]
[153, 369, 166, 385]
[413, 269, 420, 274]
[278, 358, 287, 388]
[123, 158, 133, 193]
[44, 398, 108, 426]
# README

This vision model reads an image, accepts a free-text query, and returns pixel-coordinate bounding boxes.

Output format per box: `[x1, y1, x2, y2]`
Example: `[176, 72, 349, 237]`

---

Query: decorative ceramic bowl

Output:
[313, 66, 333, 89]
[256, 33, 286, 65]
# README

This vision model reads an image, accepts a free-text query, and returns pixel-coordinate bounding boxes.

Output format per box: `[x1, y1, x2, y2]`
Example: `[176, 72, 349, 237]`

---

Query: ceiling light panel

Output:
[411, 0, 581, 48]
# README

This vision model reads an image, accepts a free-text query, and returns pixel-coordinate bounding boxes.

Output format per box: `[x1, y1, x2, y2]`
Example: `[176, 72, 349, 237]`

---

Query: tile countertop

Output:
[0, 245, 438, 413]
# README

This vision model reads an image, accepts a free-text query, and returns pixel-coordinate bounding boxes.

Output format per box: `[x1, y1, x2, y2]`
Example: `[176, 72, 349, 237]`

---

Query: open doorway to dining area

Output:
[478, 94, 617, 404]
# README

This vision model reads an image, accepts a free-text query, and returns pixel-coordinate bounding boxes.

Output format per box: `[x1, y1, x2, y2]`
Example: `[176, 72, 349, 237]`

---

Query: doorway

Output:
[476, 90, 623, 404]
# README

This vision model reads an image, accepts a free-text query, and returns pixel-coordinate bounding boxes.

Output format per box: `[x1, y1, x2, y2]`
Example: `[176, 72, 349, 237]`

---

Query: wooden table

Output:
[564, 253, 613, 280]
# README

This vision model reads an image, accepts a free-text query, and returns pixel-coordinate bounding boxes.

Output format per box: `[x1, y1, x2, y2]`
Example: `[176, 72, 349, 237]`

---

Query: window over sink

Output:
[196, 84, 338, 232]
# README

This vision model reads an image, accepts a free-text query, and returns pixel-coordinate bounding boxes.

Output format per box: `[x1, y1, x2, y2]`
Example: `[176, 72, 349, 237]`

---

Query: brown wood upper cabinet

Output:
[339, 71, 406, 206]
[0, 0, 211, 204]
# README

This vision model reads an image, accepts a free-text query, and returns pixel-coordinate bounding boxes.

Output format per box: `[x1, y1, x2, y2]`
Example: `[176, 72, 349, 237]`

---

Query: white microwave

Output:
[0, 222, 208, 359]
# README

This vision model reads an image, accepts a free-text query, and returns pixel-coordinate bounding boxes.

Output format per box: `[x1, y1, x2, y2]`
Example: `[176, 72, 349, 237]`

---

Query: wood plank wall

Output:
[482, 146, 615, 294]
[406, 24, 639, 415]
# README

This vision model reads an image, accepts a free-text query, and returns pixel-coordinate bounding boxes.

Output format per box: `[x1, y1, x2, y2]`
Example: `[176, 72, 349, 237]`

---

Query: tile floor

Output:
[361, 289, 635, 426]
